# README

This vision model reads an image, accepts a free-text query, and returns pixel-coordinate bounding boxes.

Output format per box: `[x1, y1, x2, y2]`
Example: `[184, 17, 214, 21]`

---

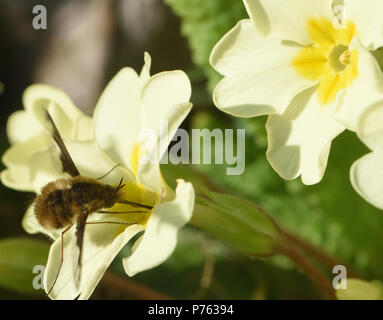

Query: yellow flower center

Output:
[292, 18, 359, 104]
[130, 142, 146, 177]
[105, 143, 161, 235]
[107, 181, 159, 236]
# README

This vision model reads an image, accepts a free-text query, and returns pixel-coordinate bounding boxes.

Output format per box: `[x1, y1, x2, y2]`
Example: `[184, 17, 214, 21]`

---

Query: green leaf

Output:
[164, 0, 248, 91]
[0, 237, 49, 294]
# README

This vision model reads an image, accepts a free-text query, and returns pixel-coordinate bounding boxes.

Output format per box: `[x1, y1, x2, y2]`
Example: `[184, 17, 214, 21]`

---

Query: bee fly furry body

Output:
[34, 176, 123, 231]
[34, 111, 152, 296]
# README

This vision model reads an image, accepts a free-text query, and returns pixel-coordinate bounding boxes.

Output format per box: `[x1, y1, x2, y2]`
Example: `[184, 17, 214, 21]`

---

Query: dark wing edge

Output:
[45, 111, 80, 177]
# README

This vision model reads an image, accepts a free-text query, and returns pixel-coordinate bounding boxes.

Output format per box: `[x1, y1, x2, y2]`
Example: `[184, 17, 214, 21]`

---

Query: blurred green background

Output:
[0, 0, 382, 300]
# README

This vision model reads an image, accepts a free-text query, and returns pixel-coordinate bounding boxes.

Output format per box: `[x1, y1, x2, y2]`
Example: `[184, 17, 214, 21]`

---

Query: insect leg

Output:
[86, 221, 136, 226]
[116, 200, 153, 209]
[75, 211, 89, 286]
[97, 210, 148, 214]
[46, 225, 73, 296]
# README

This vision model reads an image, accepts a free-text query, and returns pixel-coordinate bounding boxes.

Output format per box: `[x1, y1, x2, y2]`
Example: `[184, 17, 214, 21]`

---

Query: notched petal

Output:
[123, 180, 194, 276]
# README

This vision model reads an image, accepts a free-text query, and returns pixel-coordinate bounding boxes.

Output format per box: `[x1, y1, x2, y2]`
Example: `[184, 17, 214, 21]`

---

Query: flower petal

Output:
[356, 103, 383, 151]
[6, 110, 41, 145]
[21, 203, 59, 239]
[336, 81, 383, 133]
[22, 204, 42, 235]
[73, 115, 94, 141]
[141, 70, 192, 150]
[2, 136, 72, 194]
[0, 169, 34, 192]
[336, 39, 383, 132]
[123, 180, 194, 276]
[336, 278, 383, 300]
[93, 67, 142, 169]
[8, 85, 91, 146]
[344, 0, 383, 50]
[6, 139, 134, 194]
[45, 223, 143, 300]
[23, 84, 82, 130]
[137, 162, 175, 200]
[266, 87, 345, 185]
[350, 151, 383, 210]
[139, 70, 192, 183]
[137, 96, 192, 193]
[3, 96, 93, 192]
[243, 0, 335, 44]
[62, 140, 136, 186]
[1, 134, 48, 192]
[139, 52, 152, 84]
[29, 148, 64, 193]
[211, 19, 316, 118]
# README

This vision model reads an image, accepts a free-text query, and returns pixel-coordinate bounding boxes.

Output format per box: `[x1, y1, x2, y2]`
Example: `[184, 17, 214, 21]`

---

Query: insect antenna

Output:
[95, 164, 121, 180]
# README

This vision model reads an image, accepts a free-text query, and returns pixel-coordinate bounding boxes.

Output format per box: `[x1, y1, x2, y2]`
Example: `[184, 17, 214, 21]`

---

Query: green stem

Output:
[190, 200, 341, 299]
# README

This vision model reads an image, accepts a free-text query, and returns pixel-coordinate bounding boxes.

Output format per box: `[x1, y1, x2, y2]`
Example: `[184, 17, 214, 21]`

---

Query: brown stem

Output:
[279, 244, 336, 300]
[281, 229, 360, 278]
[192, 189, 354, 299]
[99, 272, 173, 300]
[247, 202, 360, 289]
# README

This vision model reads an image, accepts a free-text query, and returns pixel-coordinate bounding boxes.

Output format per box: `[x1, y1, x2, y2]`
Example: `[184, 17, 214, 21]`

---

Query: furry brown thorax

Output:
[34, 176, 122, 230]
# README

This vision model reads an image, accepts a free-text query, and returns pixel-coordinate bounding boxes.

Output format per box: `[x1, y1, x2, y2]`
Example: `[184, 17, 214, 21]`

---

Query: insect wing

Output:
[45, 111, 80, 177]
[72, 213, 89, 289]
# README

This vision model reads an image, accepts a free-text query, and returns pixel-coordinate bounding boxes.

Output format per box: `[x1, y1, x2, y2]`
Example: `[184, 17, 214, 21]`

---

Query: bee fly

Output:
[35, 111, 152, 296]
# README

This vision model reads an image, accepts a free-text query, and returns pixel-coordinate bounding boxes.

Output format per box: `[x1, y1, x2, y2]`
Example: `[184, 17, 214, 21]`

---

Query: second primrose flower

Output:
[350, 103, 383, 210]
[210, 0, 383, 185]
[1, 53, 195, 300]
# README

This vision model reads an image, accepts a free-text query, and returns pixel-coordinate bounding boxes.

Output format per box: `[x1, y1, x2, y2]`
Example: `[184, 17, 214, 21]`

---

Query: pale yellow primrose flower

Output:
[336, 279, 383, 300]
[210, 0, 383, 185]
[1, 86, 93, 193]
[350, 103, 383, 210]
[1, 53, 195, 299]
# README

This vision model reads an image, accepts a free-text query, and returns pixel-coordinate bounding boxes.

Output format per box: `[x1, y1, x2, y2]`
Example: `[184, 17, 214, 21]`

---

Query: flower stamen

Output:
[339, 49, 352, 66]
[330, 45, 349, 72]
[292, 18, 359, 104]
